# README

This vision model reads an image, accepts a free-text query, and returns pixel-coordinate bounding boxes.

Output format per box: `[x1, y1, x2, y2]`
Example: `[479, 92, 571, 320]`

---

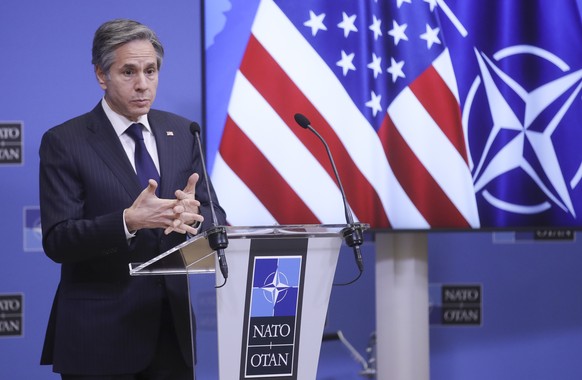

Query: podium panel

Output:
[217, 233, 342, 379]
[129, 224, 368, 379]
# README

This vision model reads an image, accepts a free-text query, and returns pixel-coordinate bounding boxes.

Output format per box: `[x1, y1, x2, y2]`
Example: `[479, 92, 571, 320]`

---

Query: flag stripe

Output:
[227, 69, 349, 223]
[388, 85, 479, 226]
[409, 64, 468, 163]
[238, 34, 390, 226]
[250, 0, 401, 222]
[219, 116, 320, 224]
[379, 114, 471, 227]
[211, 153, 277, 226]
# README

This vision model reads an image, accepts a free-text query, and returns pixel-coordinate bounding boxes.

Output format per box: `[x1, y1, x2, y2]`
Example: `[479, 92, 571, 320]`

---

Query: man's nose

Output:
[134, 72, 148, 90]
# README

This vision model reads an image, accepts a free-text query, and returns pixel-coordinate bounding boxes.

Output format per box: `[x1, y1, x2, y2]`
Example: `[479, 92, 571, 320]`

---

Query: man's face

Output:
[96, 39, 159, 121]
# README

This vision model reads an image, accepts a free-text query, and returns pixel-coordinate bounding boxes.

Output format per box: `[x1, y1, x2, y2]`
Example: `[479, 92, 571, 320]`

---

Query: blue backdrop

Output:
[1, 1, 582, 379]
[0, 1, 204, 378]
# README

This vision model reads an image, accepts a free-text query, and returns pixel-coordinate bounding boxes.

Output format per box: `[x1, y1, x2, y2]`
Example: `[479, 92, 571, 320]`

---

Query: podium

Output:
[129, 223, 368, 379]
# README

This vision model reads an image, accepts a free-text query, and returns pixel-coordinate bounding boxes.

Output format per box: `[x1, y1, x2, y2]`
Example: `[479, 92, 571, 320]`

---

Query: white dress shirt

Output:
[101, 98, 160, 239]
[101, 98, 161, 174]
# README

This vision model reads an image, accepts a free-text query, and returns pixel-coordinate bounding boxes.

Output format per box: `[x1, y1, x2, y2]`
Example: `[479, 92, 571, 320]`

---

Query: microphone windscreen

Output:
[294, 113, 311, 129]
[189, 122, 201, 135]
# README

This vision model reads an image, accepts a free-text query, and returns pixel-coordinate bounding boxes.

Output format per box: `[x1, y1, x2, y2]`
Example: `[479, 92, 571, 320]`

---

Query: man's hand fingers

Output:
[182, 173, 199, 194]
[145, 179, 158, 194]
[164, 221, 198, 236]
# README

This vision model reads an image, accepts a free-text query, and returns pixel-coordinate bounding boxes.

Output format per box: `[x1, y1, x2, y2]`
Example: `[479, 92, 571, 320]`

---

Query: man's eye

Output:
[124, 70, 134, 76]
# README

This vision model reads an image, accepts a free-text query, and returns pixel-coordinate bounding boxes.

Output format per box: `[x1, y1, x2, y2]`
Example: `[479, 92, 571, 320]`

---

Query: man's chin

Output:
[130, 105, 151, 119]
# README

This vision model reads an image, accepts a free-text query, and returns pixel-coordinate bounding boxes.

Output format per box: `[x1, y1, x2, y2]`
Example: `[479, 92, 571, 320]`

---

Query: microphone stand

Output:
[294, 113, 365, 285]
[190, 123, 229, 287]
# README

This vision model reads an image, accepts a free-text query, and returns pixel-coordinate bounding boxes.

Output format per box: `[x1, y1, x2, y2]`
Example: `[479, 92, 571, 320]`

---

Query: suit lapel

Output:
[84, 105, 186, 201]
[86, 104, 142, 199]
[149, 113, 180, 199]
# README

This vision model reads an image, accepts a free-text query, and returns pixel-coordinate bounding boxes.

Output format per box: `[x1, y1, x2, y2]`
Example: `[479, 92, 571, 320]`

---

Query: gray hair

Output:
[92, 19, 164, 74]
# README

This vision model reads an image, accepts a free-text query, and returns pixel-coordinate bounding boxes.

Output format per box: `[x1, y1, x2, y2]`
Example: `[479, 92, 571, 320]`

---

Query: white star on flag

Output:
[388, 20, 408, 45]
[369, 15, 383, 40]
[365, 91, 383, 116]
[424, 0, 438, 11]
[367, 53, 383, 78]
[337, 12, 358, 38]
[420, 24, 441, 48]
[304, 10, 327, 36]
[387, 57, 405, 82]
[337, 50, 356, 76]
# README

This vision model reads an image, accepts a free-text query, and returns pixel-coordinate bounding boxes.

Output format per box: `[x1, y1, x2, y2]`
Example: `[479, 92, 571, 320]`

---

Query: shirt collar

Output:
[101, 98, 152, 137]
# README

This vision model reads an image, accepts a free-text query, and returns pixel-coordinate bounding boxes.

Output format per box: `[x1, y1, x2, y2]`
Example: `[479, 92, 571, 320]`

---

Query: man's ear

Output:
[95, 66, 107, 90]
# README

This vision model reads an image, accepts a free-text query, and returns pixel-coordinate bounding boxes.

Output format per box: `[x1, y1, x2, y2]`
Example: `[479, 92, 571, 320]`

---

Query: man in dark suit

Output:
[39, 19, 226, 380]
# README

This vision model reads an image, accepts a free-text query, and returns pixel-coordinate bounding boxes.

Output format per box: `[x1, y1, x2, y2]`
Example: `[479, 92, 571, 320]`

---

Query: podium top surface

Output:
[220, 223, 364, 238]
[129, 223, 369, 276]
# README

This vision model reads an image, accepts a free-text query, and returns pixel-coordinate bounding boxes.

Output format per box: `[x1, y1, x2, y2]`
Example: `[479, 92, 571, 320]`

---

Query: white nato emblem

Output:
[466, 45, 582, 216]
[261, 270, 291, 305]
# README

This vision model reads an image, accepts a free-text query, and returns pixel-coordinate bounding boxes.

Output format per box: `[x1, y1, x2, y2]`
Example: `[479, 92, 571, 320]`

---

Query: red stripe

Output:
[239, 34, 390, 227]
[379, 115, 470, 228]
[409, 65, 468, 163]
[219, 116, 320, 224]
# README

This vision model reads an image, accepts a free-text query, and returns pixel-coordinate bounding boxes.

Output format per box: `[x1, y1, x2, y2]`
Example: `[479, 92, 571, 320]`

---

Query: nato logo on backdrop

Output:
[0, 294, 23, 337]
[430, 284, 482, 326]
[23, 206, 42, 252]
[0, 122, 22, 165]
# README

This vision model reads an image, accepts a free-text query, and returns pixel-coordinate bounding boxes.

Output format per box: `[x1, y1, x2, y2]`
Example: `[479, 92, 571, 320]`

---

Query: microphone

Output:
[293, 113, 364, 276]
[189, 122, 229, 283]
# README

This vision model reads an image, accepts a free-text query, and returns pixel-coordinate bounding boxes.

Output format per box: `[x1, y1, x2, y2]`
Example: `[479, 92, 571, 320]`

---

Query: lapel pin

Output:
[166, 131, 174, 136]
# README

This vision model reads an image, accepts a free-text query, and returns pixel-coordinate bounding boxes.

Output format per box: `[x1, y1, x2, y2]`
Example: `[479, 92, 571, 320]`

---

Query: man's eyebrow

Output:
[120, 62, 157, 69]
[120, 63, 137, 70]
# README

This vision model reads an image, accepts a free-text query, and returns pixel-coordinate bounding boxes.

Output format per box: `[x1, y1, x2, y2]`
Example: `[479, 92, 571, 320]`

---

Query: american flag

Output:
[212, 0, 582, 229]
[210, 0, 480, 229]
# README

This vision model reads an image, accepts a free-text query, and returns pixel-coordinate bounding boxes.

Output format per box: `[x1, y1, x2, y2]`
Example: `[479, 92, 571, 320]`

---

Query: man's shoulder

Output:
[148, 110, 200, 143]
[46, 103, 103, 135]
[148, 109, 191, 126]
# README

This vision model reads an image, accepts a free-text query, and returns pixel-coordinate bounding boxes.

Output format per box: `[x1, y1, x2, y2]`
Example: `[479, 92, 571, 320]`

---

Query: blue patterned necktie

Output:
[125, 123, 160, 189]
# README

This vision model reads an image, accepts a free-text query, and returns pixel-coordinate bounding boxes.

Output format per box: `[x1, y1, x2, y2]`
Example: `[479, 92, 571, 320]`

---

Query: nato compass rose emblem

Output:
[250, 256, 301, 317]
[465, 44, 582, 221]
[261, 269, 291, 309]
[245, 256, 301, 377]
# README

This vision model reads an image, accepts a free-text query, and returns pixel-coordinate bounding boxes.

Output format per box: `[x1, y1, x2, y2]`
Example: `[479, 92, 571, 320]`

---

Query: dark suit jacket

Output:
[39, 102, 226, 375]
